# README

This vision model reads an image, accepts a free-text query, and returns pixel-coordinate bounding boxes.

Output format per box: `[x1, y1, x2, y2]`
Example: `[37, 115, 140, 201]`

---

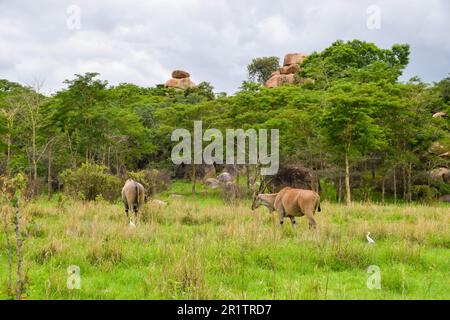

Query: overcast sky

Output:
[0, 0, 449, 95]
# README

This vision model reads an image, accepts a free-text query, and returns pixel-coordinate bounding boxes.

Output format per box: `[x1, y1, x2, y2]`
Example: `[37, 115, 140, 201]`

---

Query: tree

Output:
[0, 80, 24, 172]
[247, 56, 280, 84]
[435, 75, 450, 103]
[48, 73, 154, 174]
[300, 40, 410, 88]
[321, 81, 386, 205]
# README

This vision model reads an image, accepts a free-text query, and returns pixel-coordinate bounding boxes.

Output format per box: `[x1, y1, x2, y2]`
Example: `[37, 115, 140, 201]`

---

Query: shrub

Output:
[59, 163, 122, 201]
[220, 182, 246, 204]
[411, 185, 439, 203]
[126, 169, 171, 198]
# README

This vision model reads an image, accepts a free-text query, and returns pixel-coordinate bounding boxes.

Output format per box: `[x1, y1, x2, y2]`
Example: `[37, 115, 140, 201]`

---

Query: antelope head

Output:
[251, 177, 274, 211]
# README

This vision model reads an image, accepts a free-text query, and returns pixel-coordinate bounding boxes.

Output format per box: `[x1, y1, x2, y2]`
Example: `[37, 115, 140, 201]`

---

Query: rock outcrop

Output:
[165, 70, 196, 90]
[283, 53, 307, 66]
[266, 73, 295, 88]
[430, 167, 450, 183]
[265, 52, 311, 88]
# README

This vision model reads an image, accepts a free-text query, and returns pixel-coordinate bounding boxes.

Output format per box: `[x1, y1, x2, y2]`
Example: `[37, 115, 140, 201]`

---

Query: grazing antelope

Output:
[122, 179, 145, 225]
[251, 179, 321, 228]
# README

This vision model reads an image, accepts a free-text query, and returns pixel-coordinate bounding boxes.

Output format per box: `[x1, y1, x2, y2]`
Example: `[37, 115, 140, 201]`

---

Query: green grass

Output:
[1, 181, 449, 299]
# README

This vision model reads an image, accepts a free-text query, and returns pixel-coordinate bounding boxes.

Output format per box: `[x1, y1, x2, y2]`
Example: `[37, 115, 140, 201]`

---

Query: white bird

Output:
[366, 232, 375, 244]
[129, 220, 136, 228]
[150, 199, 168, 207]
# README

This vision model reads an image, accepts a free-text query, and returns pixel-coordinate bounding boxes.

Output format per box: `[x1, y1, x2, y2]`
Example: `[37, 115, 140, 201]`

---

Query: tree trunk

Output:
[6, 134, 11, 174]
[393, 168, 397, 204]
[345, 152, 351, 206]
[381, 177, 385, 204]
[47, 146, 52, 200]
[338, 175, 342, 204]
[407, 161, 412, 202]
[322, 178, 327, 201]
[14, 202, 23, 300]
[29, 109, 38, 196]
[67, 134, 77, 169]
[107, 146, 111, 170]
[246, 164, 250, 193]
[402, 165, 407, 200]
[116, 151, 120, 177]
[191, 165, 196, 194]
[32, 117, 37, 193]
[1, 213, 13, 297]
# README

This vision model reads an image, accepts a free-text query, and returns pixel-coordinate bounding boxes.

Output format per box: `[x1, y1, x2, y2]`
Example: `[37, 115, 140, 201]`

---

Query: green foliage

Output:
[321, 81, 387, 159]
[59, 163, 122, 201]
[247, 56, 280, 84]
[45, 73, 155, 169]
[300, 40, 410, 88]
[126, 169, 171, 197]
[411, 185, 439, 203]
[0, 40, 448, 202]
[435, 75, 450, 103]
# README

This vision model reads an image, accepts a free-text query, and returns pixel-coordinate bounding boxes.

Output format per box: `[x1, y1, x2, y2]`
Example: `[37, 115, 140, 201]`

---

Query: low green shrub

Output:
[59, 163, 122, 201]
[411, 185, 439, 203]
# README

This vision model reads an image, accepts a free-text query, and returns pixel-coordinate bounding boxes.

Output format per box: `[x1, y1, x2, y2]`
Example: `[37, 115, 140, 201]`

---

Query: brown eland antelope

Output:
[251, 179, 321, 228]
[122, 179, 145, 224]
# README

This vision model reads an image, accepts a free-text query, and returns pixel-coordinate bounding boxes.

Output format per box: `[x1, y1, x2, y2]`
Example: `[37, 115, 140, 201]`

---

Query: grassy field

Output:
[0, 181, 449, 300]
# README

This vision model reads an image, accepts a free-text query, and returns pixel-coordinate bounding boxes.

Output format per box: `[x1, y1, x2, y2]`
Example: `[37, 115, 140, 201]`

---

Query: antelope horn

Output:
[258, 176, 274, 194]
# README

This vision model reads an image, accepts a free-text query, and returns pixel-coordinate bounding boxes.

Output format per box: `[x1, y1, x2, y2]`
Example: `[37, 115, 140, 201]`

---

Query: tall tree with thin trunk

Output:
[321, 81, 386, 205]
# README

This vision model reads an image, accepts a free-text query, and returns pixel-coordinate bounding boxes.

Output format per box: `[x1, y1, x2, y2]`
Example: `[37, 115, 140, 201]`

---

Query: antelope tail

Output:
[317, 199, 321, 212]
[135, 181, 140, 206]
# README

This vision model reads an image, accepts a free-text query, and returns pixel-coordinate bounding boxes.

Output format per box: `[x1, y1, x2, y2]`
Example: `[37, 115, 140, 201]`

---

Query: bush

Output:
[126, 169, 171, 198]
[411, 185, 439, 203]
[59, 163, 122, 201]
[220, 182, 246, 204]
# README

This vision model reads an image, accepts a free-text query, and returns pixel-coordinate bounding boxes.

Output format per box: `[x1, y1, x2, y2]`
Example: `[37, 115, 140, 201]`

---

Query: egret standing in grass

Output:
[366, 232, 375, 244]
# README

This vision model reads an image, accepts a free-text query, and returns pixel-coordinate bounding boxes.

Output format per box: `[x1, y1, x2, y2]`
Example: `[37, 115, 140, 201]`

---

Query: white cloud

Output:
[0, 0, 449, 94]
[257, 15, 293, 45]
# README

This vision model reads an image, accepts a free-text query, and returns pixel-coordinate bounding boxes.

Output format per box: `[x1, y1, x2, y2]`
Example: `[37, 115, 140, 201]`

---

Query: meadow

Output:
[0, 181, 449, 300]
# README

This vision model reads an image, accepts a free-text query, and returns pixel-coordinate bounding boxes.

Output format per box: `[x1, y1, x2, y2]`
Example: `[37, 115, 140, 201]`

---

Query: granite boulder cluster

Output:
[265, 53, 309, 88]
[165, 70, 196, 90]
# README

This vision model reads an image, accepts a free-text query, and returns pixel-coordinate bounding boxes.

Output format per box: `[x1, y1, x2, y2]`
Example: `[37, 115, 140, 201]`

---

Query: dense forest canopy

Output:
[0, 40, 449, 203]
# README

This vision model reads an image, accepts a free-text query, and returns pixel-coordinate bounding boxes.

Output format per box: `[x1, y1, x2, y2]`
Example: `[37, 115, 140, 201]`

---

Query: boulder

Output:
[429, 142, 447, 155]
[444, 172, 450, 183]
[204, 178, 220, 189]
[165, 77, 196, 90]
[265, 74, 295, 88]
[270, 70, 281, 78]
[265, 52, 309, 88]
[279, 64, 300, 74]
[430, 167, 450, 180]
[283, 53, 307, 66]
[439, 194, 450, 202]
[172, 70, 190, 79]
[217, 172, 232, 183]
